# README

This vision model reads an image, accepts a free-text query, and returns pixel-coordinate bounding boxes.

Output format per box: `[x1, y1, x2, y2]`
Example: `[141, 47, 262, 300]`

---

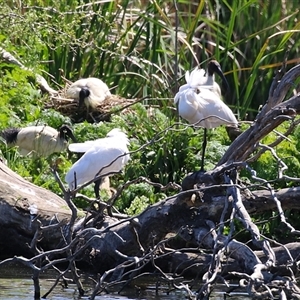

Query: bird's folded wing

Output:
[68, 141, 94, 153]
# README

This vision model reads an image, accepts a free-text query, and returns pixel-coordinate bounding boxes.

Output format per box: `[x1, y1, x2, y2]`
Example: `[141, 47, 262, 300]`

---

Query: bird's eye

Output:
[196, 88, 200, 94]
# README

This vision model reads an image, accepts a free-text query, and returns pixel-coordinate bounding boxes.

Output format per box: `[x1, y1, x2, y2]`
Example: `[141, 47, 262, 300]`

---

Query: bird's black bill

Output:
[79, 87, 90, 107]
[208, 60, 230, 95]
[215, 66, 230, 95]
[59, 125, 77, 142]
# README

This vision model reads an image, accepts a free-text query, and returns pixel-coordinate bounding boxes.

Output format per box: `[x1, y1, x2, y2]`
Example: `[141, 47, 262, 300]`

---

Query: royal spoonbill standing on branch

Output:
[174, 61, 238, 171]
[65, 128, 130, 199]
[1, 124, 77, 157]
[66, 77, 111, 115]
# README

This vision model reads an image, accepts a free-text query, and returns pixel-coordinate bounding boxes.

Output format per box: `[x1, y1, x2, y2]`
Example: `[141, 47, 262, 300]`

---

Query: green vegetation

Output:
[0, 0, 300, 227]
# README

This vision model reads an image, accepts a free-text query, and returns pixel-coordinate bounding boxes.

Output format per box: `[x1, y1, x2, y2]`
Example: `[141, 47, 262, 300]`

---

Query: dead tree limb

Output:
[218, 64, 300, 166]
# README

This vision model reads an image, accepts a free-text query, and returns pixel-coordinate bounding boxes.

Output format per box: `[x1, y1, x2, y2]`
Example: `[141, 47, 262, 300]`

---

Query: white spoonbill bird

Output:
[174, 63, 238, 171]
[1, 125, 77, 157]
[65, 128, 130, 198]
[66, 77, 111, 112]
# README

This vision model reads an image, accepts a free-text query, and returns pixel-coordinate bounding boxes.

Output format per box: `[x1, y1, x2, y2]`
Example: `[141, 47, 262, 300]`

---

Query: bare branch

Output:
[218, 63, 300, 166]
[0, 47, 58, 94]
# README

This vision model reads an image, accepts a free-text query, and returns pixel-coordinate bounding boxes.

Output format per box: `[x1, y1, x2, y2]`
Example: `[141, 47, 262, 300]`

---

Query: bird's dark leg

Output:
[200, 128, 207, 172]
[94, 177, 104, 199]
[85, 107, 91, 121]
[89, 111, 98, 123]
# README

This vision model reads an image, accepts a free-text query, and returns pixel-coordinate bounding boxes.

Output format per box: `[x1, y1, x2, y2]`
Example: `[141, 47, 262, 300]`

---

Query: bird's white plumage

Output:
[68, 128, 124, 153]
[174, 68, 237, 129]
[65, 128, 130, 191]
[187, 67, 222, 97]
[68, 139, 101, 153]
[66, 77, 111, 110]
[185, 68, 206, 87]
[3, 125, 73, 157]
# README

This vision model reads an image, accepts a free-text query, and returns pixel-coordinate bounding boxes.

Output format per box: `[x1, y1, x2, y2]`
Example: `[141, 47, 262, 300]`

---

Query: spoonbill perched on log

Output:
[174, 61, 238, 170]
[1, 124, 77, 157]
[65, 128, 130, 198]
[66, 77, 111, 113]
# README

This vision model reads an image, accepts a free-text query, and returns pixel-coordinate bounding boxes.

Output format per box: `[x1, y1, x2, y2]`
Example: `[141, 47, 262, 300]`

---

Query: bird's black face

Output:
[208, 60, 230, 94]
[79, 87, 90, 107]
[59, 125, 77, 142]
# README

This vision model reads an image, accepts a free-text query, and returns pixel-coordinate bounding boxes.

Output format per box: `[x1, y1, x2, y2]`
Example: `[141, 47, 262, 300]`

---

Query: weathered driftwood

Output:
[218, 63, 300, 166]
[0, 161, 71, 257]
[0, 167, 298, 256]
[1, 167, 300, 298]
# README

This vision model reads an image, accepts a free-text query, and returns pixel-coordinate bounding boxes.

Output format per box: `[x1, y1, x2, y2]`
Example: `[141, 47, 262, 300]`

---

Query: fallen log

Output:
[0, 161, 71, 258]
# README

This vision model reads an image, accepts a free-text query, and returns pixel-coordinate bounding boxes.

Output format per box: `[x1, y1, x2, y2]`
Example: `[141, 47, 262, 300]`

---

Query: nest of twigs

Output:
[45, 83, 139, 123]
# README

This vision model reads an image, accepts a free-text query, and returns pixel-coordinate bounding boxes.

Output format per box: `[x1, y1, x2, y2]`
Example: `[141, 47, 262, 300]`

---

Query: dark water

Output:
[0, 264, 250, 299]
